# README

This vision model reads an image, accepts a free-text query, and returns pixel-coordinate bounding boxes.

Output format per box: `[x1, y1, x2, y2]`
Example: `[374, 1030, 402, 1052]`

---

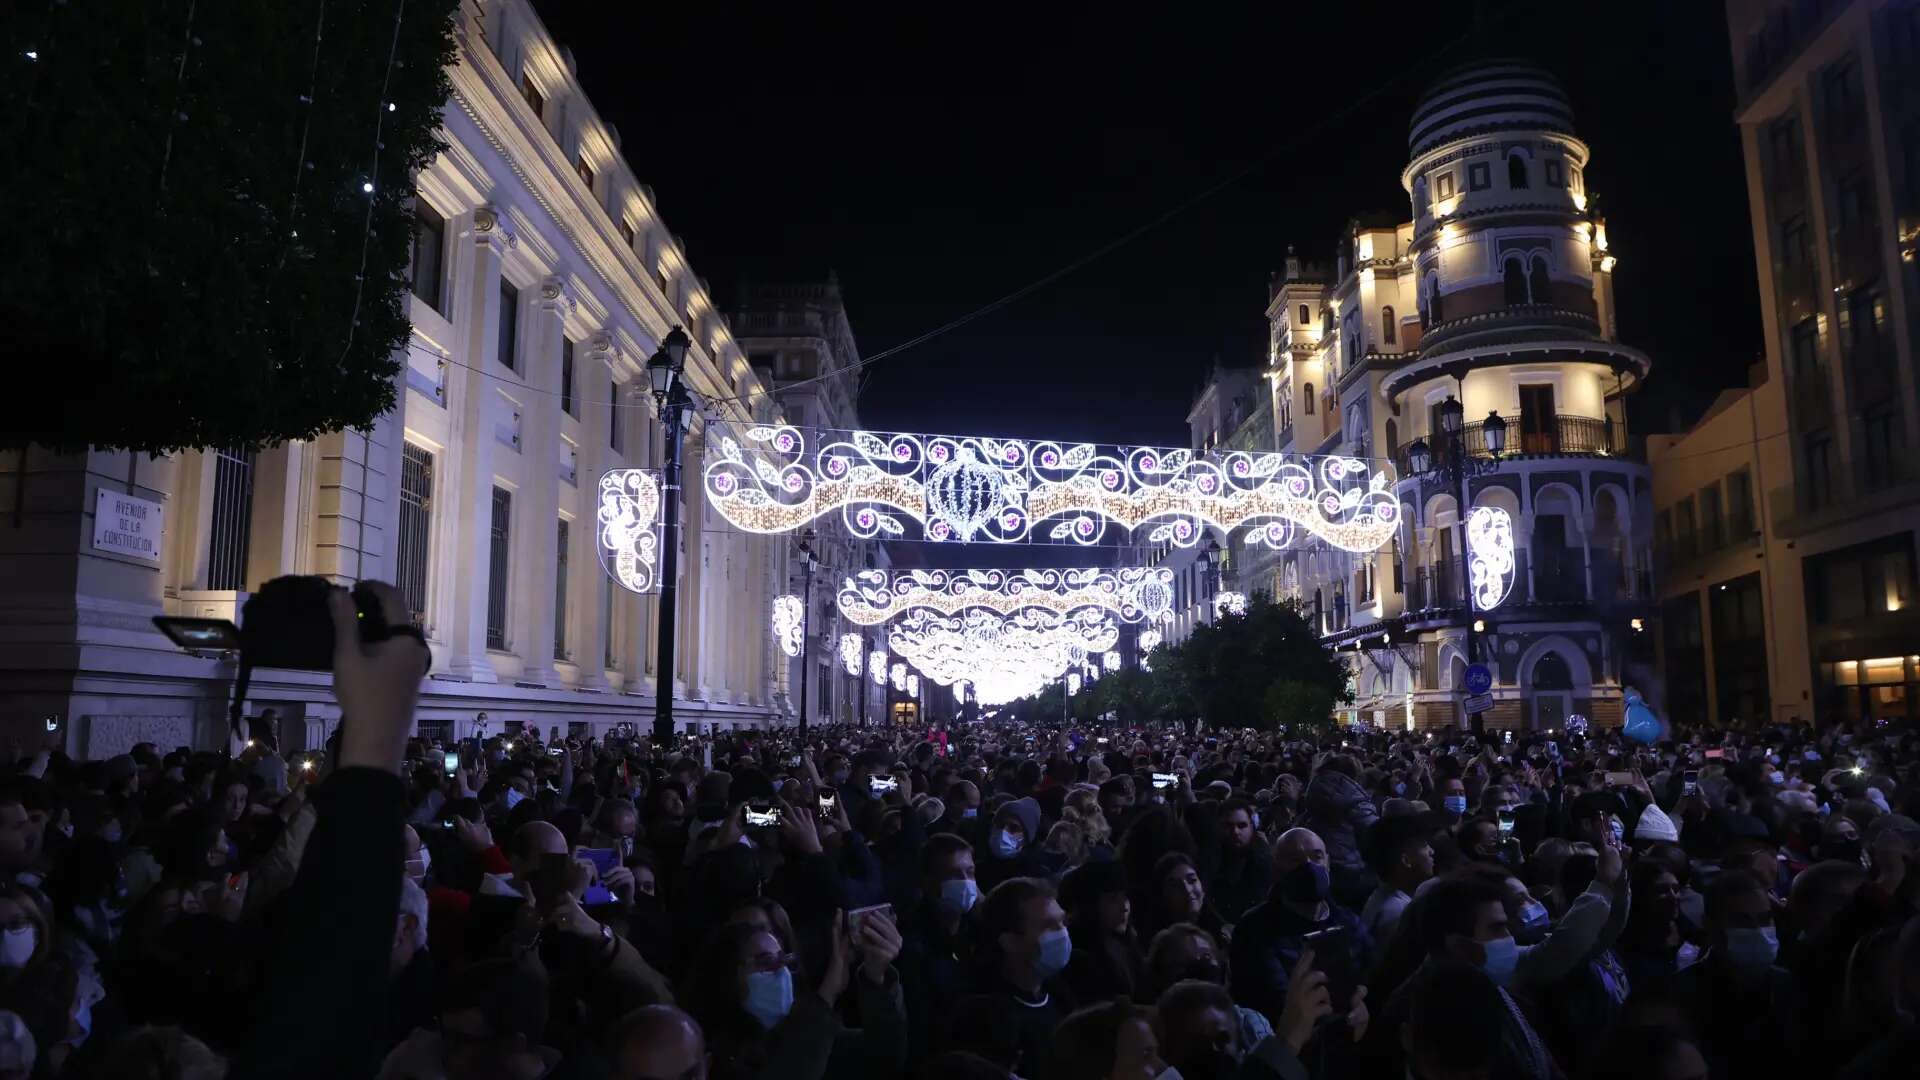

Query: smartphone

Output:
[789, 754, 805, 768]
[1604, 771, 1635, 787]
[1497, 809, 1516, 835]
[1096, 737, 1109, 745]
[1682, 769, 1699, 796]
[1705, 749, 1725, 760]
[151, 616, 244, 651]
[846, 903, 893, 940]
[548, 747, 565, 756]
[744, 799, 785, 828]
[1152, 772, 1179, 790]
[1302, 925, 1356, 1016]
[443, 750, 460, 777]
[868, 775, 899, 795]
[817, 790, 838, 820]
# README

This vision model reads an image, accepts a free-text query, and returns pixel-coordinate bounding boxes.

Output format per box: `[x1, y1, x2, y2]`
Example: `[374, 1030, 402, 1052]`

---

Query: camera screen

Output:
[869, 776, 898, 795]
[1152, 772, 1179, 790]
[443, 751, 459, 776]
[151, 616, 244, 651]
[744, 803, 784, 828]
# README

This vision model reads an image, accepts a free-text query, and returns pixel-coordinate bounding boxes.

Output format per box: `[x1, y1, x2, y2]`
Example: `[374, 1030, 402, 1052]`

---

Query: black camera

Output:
[154, 574, 409, 671]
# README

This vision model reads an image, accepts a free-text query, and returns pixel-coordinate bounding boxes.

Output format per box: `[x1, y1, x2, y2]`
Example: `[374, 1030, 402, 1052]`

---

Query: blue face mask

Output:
[1723, 926, 1778, 972]
[1393, 782, 1407, 796]
[1035, 928, 1072, 980]
[743, 967, 795, 1028]
[1518, 901, 1550, 929]
[1443, 795, 1468, 815]
[503, 787, 527, 810]
[940, 878, 981, 918]
[993, 829, 1024, 858]
[961, 807, 979, 820]
[1479, 935, 1519, 986]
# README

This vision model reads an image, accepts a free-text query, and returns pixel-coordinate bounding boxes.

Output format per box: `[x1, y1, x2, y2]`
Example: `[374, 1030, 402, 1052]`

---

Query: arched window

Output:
[1381, 306, 1396, 344]
[1425, 273, 1444, 324]
[1529, 255, 1551, 306]
[1503, 258, 1529, 305]
[1298, 304, 1310, 326]
[1303, 384, 1315, 415]
[1321, 309, 1332, 340]
[1507, 151, 1530, 189]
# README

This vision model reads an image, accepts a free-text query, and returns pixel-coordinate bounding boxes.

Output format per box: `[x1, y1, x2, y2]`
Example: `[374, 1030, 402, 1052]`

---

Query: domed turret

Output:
[1408, 59, 1576, 160]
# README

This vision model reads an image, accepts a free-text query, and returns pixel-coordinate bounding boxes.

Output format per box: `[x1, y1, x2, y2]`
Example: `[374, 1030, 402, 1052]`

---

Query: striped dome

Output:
[1408, 59, 1575, 159]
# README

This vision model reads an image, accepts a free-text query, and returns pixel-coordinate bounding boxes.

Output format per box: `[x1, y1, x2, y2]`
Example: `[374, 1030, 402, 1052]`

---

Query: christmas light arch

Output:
[836, 566, 1175, 627]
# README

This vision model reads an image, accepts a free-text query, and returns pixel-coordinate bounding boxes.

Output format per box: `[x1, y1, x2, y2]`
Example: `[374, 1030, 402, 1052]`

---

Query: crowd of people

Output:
[3, 583, 1920, 1078]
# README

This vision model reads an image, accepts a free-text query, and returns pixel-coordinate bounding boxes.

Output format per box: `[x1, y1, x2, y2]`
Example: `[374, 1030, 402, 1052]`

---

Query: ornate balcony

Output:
[1391, 413, 1627, 476]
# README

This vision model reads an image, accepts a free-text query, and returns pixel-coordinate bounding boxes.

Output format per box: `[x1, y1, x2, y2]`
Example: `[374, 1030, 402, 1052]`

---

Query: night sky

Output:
[533, 0, 1758, 450]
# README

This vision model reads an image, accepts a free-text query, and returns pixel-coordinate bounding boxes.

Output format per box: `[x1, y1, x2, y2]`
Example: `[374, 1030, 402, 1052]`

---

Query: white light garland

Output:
[1214, 591, 1248, 617]
[771, 595, 804, 658]
[869, 650, 888, 686]
[597, 470, 663, 594]
[1468, 505, 1517, 610]
[704, 422, 1399, 552]
[837, 566, 1174, 626]
[1103, 650, 1121, 672]
[890, 662, 908, 693]
[886, 607, 1118, 706]
[906, 674, 920, 697]
[1067, 672, 1082, 695]
[838, 633, 864, 677]
[1139, 628, 1163, 653]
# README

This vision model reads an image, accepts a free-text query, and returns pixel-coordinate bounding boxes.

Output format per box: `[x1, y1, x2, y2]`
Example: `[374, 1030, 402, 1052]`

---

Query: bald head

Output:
[507, 820, 568, 877]
[609, 1005, 707, 1080]
[1274, 827, 1328, 873]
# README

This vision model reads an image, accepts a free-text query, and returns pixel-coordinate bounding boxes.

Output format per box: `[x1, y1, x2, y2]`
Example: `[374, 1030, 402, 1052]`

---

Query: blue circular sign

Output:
[1465, 664, 1493, 696]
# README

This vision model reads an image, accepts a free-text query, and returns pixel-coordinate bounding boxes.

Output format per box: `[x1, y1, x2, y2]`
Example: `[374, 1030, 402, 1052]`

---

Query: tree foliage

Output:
[1008, 597, 1352, 732]
[3, 0, 460, 453]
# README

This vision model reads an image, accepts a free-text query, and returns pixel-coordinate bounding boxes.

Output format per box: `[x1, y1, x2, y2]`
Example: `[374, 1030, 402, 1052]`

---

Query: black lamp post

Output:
[645, 326, 693, 745]
[1405, 384, 1506, 726]
[1204, 537, 1224, 613]
[795, 528, 819, 737]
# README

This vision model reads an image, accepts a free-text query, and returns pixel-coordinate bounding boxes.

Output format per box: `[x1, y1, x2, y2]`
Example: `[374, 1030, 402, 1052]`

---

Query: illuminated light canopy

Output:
[1214, 591, 1248, 617]
[838, 633, 864, 677]
[887, 607, 1118, 706]
[869, 650, 888, 686]
[704, 423, 1399, 552]
[890, 662, 908, 693]
[837, 566, 1175, 627]
[771, 595, 804, 658]
[1467, 506, 1517, 610]
[597, 470, 663, 594]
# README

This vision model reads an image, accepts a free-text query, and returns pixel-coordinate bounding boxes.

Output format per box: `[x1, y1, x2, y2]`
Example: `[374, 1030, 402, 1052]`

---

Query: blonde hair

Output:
[1061, 802, 1112, 848]
[1044, 820, 1088, 867]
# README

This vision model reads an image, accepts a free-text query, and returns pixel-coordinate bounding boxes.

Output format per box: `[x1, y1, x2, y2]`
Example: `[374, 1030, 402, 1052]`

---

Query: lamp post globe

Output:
[1482, 411, 1507, 457]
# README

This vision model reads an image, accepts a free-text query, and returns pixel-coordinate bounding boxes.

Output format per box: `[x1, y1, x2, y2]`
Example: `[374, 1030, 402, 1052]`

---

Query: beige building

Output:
[1649, 0, 1920, 727]
[0, 0, 808, 754]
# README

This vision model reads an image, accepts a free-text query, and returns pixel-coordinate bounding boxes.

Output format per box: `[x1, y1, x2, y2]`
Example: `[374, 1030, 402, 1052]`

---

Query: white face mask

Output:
[405, 848, 431, 883]
[0, 926, 35, 969]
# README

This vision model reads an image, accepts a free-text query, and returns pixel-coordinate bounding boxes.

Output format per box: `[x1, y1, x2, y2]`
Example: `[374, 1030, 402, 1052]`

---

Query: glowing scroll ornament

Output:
[869, 650, 888, 686]
[890, 663, 909, 693]
[1466, 506, 1516, 610]
[1214, 592, 1247, 618]
[839, 633, 864, 677]
[597, 470, 663, 594]
[771, 595, 804, 658]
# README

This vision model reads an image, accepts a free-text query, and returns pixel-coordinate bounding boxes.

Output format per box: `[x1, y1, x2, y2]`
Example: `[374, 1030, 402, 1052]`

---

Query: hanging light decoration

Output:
[1214, 591, 1248, 617]
[890, 663, 908, 692]
[869, 650, 888, 686]
[886, 607, 1118, 706]
[771, 595, 804, 658]
[596, 469, 663, 594]
[1467, 505, 1517, 609]
[838, 633, 864, 677]
[837, 566, 1175, 626]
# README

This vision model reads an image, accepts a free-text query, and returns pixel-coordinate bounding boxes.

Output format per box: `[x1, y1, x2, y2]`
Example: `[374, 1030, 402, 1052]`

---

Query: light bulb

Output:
[361, 181, 374, 194]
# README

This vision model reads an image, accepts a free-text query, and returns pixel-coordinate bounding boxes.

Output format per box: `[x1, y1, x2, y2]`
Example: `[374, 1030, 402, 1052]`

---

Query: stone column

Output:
[246, 442, 308, 587]
[573, 336, 615, 691]
[511, 276, 566, 687]
[442, 206, 510, 682]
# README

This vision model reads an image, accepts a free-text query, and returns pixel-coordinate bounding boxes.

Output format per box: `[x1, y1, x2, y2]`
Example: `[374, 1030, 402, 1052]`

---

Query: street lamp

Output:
[646, 325, 693, 745]
[1204, 537, 1224, 612]
[796, 528, 819, 737]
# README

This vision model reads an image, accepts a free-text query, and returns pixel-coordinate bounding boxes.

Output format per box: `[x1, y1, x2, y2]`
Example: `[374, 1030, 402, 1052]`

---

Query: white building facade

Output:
[0, 0, 799, 755]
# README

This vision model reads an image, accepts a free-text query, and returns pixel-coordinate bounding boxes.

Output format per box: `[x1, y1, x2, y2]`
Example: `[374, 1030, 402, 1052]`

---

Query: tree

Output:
[3, 0, 459, 454]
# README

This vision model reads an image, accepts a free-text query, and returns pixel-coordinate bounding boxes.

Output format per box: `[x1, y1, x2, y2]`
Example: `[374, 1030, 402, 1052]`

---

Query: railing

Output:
[1392, 413, 1624, 475]
[1401, 549, 1652, 619]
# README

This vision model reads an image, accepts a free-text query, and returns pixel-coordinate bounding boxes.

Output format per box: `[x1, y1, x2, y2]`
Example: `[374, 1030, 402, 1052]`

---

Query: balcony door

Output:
[1519, 384, 1556, 454]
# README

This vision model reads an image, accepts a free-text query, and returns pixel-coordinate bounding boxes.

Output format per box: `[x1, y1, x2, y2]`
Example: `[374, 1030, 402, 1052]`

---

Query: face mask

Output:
[0, 927, 35, 969]
[405, 848, 431, 883]
[1154, 1066, 1188, 1080]
[101, 822, 124, 845]
[743, 967, 794, 1028]
[940, 878, 981, 918]
[1723, 926, 1778, 971]
[503, 788, 527, 810]
[1518, 901, 1550, 929]
[1443, 795, 1468, 815]
[1035, 928, 1072, 980]
[1479, 935, 1520, 986]
[1393, 782, 1407, 796]
[1281, 862, 1331, 905]
[1769, 772, 1784, 785]
[993, 829, 1024, 858]
[962, 807, 979, 820]
[1183, 958, 1223, 985]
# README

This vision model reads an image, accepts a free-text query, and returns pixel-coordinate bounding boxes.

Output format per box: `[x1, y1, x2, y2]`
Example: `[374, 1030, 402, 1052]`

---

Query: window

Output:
[1805, 534, 1917, 623]
[1381, 307, 1396, 344]
[1303, 384, 1315, 415]
[1840, 285, 1887, 362]
[1700, 483, 1725, 551]
[520, 74, 545, 119]
[1507, 151, 1529, 189]
[1435, 171, 1456, 200]
[1822, 56, 1862, 136]
[1790, 318, 1820, 381]
[576, 154, 595, 191]
[1804, 435, 1834, 504]
[1424, 273, 1443, 324]
[1298, 304, 1310, 326]
[1412, 175, 1429, 217]
[1545, 160, 1563, 186]
[410, 202, 445, 314]
[1503, 258, 1529, 305]
[1674, 497, 1698, 560]
[1727, 467, 1755, 538]
[498, 280, 519, 372]
[1468, 162, 1490, 191]
[1863, 410, 1900, 489]
[1768, 114, 1804, 179]
[560, 338, 576, 417]
[619, 219, 636, 247]
[1528, 255, 1550, 305]
[1569, 166, 1583, 193]
[1655, 508, 1674, 562]
[609, 380, 623, 453]
[206, 447, 255, 591]
[486, 487, 511, 650]
[1779, 215, 1810, 266]
[397, 443, 434, 626]
[1835, 171, 1873, 230]
[1519, 384, 1556, 453]
[555, 519, 570, 659]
